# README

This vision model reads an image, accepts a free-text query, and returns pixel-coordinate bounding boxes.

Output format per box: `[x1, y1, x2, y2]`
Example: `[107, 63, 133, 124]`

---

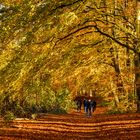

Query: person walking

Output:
[92, 100, 97, 113]
[76, 98, 82, 112]
[83, 98, 88, 113]
[86, 99, 96, 117]
[88, 99, 92, 117]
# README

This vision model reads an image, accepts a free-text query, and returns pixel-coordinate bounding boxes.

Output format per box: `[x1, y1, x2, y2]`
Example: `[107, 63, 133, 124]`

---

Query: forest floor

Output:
[0, 106, 140, 140]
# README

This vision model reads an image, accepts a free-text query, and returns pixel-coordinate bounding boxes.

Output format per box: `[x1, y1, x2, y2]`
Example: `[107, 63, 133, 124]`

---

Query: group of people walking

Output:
[76, 97, 97, 117]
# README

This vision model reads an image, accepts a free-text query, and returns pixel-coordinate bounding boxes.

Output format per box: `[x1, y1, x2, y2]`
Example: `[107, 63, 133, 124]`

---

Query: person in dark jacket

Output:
[86, 99, 97, 117]
[92, 100, 97, 113]
[76, 98, 82, 112]
[83, 98, 88, 113]
[88, 99, 92, 117]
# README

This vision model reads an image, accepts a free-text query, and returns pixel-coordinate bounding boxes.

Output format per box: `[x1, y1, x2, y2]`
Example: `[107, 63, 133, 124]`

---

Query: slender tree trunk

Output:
[135, 53, 140, 112]
[110, 76, 119, 107]
[135, 0, 140, 112]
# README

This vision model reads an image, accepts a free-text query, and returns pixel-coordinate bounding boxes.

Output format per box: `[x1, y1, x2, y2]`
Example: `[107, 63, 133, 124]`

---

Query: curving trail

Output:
[0, 108, 140, 140]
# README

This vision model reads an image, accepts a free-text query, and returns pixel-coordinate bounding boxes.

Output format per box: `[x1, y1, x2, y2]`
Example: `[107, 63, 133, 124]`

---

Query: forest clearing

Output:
[0, 107, 140, 140]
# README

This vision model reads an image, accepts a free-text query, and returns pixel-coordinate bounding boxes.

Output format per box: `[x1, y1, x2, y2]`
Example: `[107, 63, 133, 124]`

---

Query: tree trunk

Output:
[136, 0, 140, 112]
[135, 53, 140, 112]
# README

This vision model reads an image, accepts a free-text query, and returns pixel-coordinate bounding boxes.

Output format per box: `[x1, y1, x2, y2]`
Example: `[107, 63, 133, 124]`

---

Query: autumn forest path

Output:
[0, 107, 140, 140]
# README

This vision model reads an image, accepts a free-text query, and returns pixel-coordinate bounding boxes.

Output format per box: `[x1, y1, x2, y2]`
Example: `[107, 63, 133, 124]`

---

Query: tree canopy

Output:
[0, 0, 139, 116]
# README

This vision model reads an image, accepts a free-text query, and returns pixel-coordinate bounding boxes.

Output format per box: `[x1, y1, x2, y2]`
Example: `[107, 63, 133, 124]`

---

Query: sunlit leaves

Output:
[60, 12, 78, 26]
[0, 0, 137, 114]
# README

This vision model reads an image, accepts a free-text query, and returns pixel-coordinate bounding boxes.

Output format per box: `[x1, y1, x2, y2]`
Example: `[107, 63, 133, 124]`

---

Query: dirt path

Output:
[0, 107, 140, 140]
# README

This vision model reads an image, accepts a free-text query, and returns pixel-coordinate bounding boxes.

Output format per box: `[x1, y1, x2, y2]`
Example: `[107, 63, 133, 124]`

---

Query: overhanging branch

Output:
[58, 25, 95, 41]
[94, 25, 138, 54]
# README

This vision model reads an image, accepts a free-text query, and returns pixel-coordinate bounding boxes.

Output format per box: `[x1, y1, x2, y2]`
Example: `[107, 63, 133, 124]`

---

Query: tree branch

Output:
[94, 25, 138, 54]
[58, 25, 95, 41]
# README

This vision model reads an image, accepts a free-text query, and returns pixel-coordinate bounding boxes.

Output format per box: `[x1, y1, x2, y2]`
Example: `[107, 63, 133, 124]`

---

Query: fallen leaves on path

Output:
[0, 108, 140, 140]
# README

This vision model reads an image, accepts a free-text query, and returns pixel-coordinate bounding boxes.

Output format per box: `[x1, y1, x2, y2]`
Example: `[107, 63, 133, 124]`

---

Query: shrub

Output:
[54, 87, 73, 112]
[98, 100, 110, 107]
[107, 96, 136, 114]
[23, 87, 74, 115]
[3, 111, 16, 125]
[3, 111, 15, 121]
